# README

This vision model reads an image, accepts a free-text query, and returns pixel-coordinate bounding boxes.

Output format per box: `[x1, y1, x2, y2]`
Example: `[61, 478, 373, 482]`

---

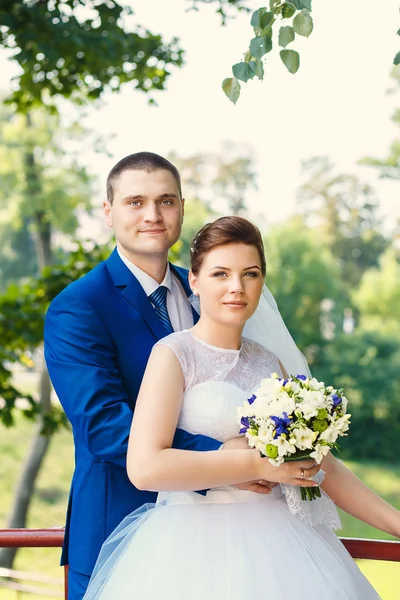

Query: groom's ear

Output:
[104, 200, 113, 228]
[181, 197, 185, 223]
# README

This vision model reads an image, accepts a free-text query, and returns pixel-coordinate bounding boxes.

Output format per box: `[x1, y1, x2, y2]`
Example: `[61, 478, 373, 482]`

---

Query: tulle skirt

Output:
[83, 487, 381, 600]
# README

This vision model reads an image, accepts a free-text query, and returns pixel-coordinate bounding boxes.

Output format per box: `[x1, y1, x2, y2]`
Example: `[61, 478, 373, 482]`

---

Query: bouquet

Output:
[238, 373, 351, 501]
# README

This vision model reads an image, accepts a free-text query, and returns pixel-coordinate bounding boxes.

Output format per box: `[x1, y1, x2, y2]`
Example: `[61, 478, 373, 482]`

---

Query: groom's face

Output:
[104, 169, 184, 264]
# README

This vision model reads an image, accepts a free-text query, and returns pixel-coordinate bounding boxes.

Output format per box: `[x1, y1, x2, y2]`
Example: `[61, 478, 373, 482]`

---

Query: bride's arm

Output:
[127, 345, 320, 492]
[321, 452, 400, 538]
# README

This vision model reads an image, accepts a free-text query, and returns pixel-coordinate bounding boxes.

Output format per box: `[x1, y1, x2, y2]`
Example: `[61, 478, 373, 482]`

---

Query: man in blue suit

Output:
[44, 152, 224, 599]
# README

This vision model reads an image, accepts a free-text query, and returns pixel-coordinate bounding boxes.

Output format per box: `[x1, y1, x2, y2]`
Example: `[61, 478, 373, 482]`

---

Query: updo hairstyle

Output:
[190, 216, 266, 277]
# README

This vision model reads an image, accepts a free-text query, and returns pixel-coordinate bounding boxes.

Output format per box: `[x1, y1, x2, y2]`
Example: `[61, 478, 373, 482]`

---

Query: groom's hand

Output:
[221, 436, 279, 494]
[235, 479, 278, 494]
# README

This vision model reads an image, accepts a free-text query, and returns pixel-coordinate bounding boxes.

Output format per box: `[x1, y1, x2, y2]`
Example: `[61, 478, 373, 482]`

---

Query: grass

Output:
[1, 415, 399, 599]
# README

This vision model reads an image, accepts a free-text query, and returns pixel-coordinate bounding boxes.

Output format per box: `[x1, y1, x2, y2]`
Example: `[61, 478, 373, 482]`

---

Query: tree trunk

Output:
[0, 113, 55, 569]
[0, 351, 52, 568]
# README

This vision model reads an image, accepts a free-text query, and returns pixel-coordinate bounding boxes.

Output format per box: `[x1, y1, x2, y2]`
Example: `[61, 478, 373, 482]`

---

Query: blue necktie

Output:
[148, 286, 174, 334]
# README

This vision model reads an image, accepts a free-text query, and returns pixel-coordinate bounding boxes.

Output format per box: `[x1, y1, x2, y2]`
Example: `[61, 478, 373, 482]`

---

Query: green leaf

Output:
[280, 49, 300, 73]
[251, 8, 274, 32]
[279, 26, 295, 48]
[249, 36, 273, 59]
[222, 77, 241, 104]
[232, 61, 257, 82]
[291, 0, 312, 10]
[394, 51, 400, 66]
[293, 10, 313, 37]
[281, 3, 296, 19]
[254, 59, 265, 80]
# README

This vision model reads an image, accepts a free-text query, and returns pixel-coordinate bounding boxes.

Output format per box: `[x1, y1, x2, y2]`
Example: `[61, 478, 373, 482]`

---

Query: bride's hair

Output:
[190, 216, 266, 276]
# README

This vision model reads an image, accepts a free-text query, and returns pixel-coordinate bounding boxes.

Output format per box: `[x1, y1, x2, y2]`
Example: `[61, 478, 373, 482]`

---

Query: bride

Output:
[84, 216, 400, 600]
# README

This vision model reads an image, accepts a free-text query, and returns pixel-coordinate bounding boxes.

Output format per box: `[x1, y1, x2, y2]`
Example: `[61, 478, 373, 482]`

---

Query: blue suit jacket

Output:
[44, 249, 220, 575]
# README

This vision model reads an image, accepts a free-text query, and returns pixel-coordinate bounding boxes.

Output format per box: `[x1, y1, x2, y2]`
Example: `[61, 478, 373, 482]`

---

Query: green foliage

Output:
[0, 243, 110, 429]
[223, 0, 313, 102]
[280, 48, 300, 74]
[0, 103, 103, 280]
[278, 26, 295, 49]
[0, 0, 184, 110]
[293, 9, 313, 37]
[353, 248, 400, 331]
[298, 157, 389, 289]
[315, 329, 400, 462]
[222, 77, 241, 103]
[263, 216, 345, 357]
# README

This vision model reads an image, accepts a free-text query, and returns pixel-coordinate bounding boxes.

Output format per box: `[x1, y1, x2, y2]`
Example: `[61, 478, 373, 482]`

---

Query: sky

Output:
[0, 0, 399, 239]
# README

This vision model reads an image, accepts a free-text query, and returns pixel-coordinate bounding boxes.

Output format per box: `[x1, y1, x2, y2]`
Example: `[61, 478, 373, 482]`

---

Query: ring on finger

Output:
[300, 468, 305, 480]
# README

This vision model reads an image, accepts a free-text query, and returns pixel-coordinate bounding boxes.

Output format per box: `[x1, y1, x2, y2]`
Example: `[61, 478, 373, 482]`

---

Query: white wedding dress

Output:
[84, 330, 380, 600]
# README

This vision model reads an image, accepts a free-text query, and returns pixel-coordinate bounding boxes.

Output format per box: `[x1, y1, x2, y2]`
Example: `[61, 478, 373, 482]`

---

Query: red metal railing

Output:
[0, 529, 399, 600]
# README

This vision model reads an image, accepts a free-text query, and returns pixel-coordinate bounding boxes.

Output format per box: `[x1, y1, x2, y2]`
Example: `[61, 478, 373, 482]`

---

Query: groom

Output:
[44, 152, 272, 600]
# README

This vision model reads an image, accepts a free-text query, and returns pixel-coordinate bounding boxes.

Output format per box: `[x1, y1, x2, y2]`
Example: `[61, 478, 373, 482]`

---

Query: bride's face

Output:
[189, 243, 264, 327]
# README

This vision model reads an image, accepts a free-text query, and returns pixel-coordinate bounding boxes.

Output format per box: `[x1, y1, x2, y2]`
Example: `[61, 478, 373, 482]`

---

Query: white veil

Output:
[243, 285, 311, 378]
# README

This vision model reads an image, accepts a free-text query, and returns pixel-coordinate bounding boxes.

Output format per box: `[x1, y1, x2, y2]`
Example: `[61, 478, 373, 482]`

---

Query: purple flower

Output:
[271, 412, 293, 438]
[332, 394, 342, 408]
[296, 374, 307, 381]
[247, 394, 256, 405]
[239, 416, 253, 434]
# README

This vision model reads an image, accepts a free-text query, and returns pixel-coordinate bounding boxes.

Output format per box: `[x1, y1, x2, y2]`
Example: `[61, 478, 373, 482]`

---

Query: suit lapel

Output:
[106, 249, 171, 340]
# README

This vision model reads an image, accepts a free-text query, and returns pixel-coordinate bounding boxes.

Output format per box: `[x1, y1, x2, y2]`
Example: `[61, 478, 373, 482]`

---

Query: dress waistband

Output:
[157, 486, 284, 506]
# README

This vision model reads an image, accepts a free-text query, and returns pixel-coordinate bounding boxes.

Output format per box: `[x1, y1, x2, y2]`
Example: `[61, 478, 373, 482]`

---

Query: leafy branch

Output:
[223, 0, 313, 103]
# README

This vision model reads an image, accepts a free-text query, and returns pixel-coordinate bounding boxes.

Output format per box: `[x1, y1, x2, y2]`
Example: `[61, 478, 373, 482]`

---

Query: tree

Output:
[0, 0, 248, 110]
[0, 104, 97, 272]
[316, 329, 400, 461]
[352, 247, 400, 332]
[263, 216, 346, 362]
[0, 0, 183, 110]
[169, 145, 257, 217]
[0, 106, 102, 568]
[297, 156, 389, 288]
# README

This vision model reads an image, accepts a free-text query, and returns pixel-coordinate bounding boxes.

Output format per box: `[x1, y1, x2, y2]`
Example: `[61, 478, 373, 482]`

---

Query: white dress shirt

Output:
[117, 249, 194, 331]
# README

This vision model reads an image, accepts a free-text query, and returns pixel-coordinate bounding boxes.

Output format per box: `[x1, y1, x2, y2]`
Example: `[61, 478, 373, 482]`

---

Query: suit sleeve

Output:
[45, 291, 221, 471]
[173, 429, 221, 452]
[44, 292, 131, 468]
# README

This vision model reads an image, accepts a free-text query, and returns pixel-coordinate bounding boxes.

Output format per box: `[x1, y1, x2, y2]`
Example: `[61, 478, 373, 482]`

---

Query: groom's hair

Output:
[106, 152, 182, 204]
[191, 216, 266, 277]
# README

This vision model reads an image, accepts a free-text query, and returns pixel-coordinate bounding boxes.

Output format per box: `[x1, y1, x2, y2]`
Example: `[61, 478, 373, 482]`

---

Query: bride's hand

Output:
[221, 436, 279, 494]
[257, 455, 321, 488]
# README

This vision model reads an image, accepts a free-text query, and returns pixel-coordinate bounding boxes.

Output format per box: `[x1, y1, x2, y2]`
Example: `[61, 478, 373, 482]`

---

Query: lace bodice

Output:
[156, 330, 280, 443]
[156, 330, 341, 530]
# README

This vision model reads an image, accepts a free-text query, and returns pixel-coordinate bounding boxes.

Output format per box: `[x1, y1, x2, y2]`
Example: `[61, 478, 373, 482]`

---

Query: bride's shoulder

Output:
[242, 337, 279, 363]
